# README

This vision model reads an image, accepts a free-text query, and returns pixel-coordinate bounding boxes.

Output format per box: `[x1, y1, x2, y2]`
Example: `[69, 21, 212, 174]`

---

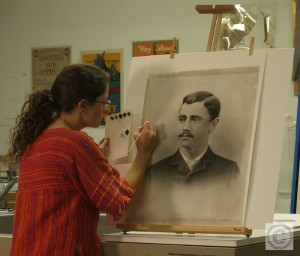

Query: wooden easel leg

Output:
[207, 14, 223, 51]
[212, 14, 223, 51]
[207, 14, 217, 51]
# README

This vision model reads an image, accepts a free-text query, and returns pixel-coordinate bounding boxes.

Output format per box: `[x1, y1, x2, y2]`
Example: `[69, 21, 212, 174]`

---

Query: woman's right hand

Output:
[124, 121, 157, 189]
[133, 121, 157, 156]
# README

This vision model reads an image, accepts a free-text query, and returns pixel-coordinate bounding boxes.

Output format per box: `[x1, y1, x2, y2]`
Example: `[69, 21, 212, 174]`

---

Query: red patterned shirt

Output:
[10, 128, 134, 256]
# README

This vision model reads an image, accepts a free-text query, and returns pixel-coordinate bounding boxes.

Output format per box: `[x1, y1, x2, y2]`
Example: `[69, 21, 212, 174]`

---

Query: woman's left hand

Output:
[98, 137, 110, 155]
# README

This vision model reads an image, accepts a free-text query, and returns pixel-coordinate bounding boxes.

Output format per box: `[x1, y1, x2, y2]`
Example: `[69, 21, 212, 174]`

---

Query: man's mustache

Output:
[178, 132, 194, 138]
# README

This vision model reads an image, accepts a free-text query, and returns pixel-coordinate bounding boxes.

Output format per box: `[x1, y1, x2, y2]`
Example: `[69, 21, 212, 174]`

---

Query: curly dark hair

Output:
[9, 64, 109, 161]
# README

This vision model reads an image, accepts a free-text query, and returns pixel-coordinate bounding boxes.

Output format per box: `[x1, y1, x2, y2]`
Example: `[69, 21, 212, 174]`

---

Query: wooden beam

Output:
[195, 5, 236, 14]
[117, 223, 252, 237]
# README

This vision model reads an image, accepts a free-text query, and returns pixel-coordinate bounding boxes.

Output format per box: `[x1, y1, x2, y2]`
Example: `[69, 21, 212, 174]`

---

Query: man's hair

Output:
[182, 91, 221, 121]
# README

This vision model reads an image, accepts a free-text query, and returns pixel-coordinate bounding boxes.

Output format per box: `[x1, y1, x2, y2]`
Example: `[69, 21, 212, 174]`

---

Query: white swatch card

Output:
[105, 112, 132, 161]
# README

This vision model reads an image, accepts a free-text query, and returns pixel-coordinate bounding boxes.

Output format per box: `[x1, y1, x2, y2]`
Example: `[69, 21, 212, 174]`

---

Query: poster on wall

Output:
[81, 50, 122, 125]
[31, 46, 71, 91]
[132, 39, 179, 57]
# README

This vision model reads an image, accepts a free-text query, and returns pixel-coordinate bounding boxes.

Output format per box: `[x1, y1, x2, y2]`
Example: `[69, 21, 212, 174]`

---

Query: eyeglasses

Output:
[94, 99, 111, 107]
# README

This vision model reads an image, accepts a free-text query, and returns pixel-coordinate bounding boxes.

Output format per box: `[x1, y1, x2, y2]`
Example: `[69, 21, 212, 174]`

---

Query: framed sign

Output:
[31, 46, 71, 91]
[133, 39, 179, 57]
[81, 49, 122, 125]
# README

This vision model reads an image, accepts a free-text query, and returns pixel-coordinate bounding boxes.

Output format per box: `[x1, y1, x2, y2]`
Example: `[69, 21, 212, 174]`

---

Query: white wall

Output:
[0, 0, 295, 112]
[0, 0, 296, 212]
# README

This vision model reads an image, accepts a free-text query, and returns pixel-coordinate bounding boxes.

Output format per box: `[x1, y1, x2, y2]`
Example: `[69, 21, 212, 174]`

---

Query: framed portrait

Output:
[125, 67, 261, 228]
[81, 49, 122, 125]
[116, 49, 294, 232]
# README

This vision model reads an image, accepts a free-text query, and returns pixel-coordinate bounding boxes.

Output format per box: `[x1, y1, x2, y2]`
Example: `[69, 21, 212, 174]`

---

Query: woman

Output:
[8, 64, 157, 255]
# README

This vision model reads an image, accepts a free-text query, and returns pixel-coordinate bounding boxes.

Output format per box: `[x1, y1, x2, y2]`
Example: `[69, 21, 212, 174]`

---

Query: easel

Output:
[195, 4, 255, 55]
[137, 5, 252, 237]
[170, 5, 254, 59]
[196, 5, 236, 51]
[117, 5, 255, 238]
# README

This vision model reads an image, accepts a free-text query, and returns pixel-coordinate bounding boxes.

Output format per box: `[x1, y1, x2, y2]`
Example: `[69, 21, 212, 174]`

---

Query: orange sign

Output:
[133, 39, 179, 57]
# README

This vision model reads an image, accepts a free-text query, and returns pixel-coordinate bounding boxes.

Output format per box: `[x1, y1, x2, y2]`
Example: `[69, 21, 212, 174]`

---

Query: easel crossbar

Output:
[116, 224, 252, 237]
[195, 5, 236, 14]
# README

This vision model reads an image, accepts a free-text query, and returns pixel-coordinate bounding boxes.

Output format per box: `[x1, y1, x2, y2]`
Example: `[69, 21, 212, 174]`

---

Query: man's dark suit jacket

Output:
[126, 147, 242, 225]
[147, 146, 239, 185]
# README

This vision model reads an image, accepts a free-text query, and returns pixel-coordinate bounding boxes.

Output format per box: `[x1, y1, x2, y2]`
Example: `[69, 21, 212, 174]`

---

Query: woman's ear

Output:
[77, 99, 88, 114]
